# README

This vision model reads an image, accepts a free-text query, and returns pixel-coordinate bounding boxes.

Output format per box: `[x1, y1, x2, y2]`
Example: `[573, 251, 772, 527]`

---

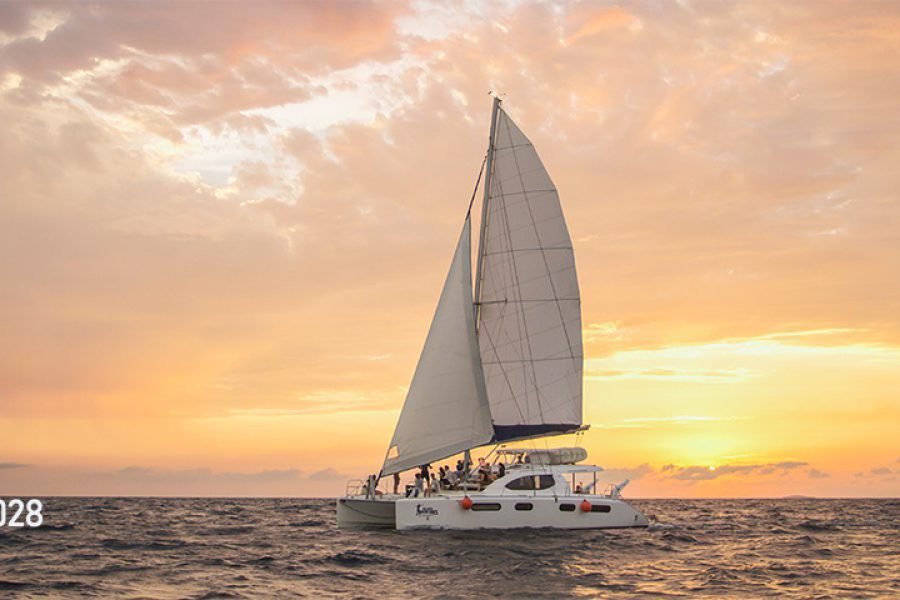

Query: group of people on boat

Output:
[388, 456, 510, 497]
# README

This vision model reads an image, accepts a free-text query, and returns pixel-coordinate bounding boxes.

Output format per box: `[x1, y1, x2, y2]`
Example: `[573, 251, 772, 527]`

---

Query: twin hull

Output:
[336, 497, 397, 529]
[337, 496, 648, 530]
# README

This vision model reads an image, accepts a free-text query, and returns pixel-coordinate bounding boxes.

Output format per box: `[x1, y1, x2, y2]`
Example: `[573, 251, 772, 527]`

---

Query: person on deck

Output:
[477, 459, 492, 486]
[414, 473, 424, 498]
[478, 467, 491, 488]
[393, 472, 400, 495]
[447, 468, 459, 489]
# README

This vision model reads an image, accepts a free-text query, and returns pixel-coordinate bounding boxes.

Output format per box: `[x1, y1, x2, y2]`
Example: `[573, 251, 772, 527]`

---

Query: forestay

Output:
[381, 218, 494, 476]
[476, 108, 584, 442]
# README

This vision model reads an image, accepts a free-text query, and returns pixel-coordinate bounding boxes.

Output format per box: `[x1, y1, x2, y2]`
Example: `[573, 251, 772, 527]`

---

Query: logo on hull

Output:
[415, 504, 439, 519]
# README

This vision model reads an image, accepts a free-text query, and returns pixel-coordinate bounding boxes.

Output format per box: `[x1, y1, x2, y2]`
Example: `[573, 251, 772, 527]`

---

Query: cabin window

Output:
[590, 504, 611, 513]
[505, 474, 556, 491]
[471, 503, 501, 511]
[514, 503, 533, 511]
[505, 476, 535, 491]
[506, 475, 554, 492]
[559, 503, 576, 512]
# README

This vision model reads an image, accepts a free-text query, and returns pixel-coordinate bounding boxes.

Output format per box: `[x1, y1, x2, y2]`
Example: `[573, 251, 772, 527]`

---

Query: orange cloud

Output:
[564, 6, 640, 45]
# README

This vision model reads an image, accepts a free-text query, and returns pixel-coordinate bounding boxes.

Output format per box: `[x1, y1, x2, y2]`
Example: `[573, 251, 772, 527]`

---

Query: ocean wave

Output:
[0, 580, 31, 590]
[0, 498, 895, 599]
[796, 519, 840, 531]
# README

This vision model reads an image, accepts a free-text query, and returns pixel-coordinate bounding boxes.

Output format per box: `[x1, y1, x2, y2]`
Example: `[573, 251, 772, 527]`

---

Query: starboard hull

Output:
[395, 496, 648, 531]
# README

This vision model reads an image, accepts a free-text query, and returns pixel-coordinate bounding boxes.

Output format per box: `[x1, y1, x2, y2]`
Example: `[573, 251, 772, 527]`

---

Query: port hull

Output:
[336, 497, 397, 529]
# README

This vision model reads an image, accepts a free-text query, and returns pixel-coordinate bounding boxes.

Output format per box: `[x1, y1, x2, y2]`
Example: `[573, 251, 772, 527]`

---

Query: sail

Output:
[381, 218, 494, 476]
[476, 108, 583, 442]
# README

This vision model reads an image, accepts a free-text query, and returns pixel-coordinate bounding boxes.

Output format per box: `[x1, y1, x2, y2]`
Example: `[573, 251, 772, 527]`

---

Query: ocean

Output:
[1, 498, 897, 598]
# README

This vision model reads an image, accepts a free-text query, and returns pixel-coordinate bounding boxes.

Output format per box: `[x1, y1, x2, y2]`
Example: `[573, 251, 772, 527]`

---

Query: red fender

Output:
[459, 496, 473, 510]
[580, 499, 592, 512]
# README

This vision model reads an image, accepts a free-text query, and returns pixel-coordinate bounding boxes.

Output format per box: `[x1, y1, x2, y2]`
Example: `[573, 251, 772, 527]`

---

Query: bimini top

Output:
[498, 447, 588, 465]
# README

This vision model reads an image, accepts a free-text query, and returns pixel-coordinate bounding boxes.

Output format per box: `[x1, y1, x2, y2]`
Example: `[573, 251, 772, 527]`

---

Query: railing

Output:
[601, 480, 629, 499]
[345, 479, 365, 497]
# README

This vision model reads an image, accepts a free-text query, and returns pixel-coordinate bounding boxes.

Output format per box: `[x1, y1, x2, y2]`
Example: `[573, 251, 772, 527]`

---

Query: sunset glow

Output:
[1, 1, 898, 498]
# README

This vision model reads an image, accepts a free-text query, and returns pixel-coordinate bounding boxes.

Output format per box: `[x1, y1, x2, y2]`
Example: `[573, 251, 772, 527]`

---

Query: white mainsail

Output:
[381, 218, 494, 477]
[475, 107, 584, 442]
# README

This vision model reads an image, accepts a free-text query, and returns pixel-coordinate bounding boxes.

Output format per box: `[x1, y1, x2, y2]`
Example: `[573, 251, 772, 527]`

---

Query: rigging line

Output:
[489, 188, 557, 197]
[483, 356, 579, 365]
[495, 142, 536, 151]
[466, 154, 488, 218]
[474, 97, 501, 323]
[489, 160, 515, 319]
[477, 298, 580, 305]
[506, 114, 579, 365]
[482, 247, 573, 255]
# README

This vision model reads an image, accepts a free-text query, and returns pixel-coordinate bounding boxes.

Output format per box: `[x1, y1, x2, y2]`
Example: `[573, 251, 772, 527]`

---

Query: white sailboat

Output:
[336, 97, 648, 530]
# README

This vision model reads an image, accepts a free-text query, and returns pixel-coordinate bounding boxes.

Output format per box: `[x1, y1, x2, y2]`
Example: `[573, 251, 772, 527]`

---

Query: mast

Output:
[473, 95, 501, 323]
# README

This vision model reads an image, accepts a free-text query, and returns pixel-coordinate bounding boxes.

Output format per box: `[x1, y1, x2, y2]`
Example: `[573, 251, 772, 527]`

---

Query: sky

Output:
[1, 0, 898, 498]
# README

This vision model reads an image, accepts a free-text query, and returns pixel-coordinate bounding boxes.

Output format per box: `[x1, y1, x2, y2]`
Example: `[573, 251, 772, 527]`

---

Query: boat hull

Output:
[336, 497, 397, 529]
[395, 495, 648, 530]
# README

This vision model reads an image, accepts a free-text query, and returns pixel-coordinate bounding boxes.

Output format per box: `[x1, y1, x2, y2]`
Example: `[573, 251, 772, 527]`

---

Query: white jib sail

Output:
[382, 217, 494, 476]
[476, 108, 584, 441]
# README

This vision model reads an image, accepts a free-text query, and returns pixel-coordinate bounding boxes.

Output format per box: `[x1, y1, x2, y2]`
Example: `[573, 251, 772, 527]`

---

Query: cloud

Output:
[111, 466, 303, 483]
[622, 416, 742, 424]
[0, 2, 400, 84]
[772, 461, 808, 470]
[807, 468, 829, 479]
[0, 464, 362, 496]
[853, 463, 898, 482]
[308, 467, 349, 481]
[586, 367, 755, 382]
[661, 461, 809, 481]
[594, 415, 749, 430]
[0, 462, 28, 469]
[596, 463, 654, 482]
[564, 5, 640, 46]
[222, 389, 402, 419]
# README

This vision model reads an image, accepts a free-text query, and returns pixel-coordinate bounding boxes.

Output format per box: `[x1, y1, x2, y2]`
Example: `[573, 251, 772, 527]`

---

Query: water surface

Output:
[1, 498, 897, 598]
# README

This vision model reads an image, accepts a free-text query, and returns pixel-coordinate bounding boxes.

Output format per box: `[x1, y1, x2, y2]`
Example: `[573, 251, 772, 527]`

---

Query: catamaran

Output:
[336, 97, 648, 530]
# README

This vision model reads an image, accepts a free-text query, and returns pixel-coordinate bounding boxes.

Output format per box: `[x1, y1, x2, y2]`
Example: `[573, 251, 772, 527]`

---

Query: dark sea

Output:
[0, 498, 897, 598]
